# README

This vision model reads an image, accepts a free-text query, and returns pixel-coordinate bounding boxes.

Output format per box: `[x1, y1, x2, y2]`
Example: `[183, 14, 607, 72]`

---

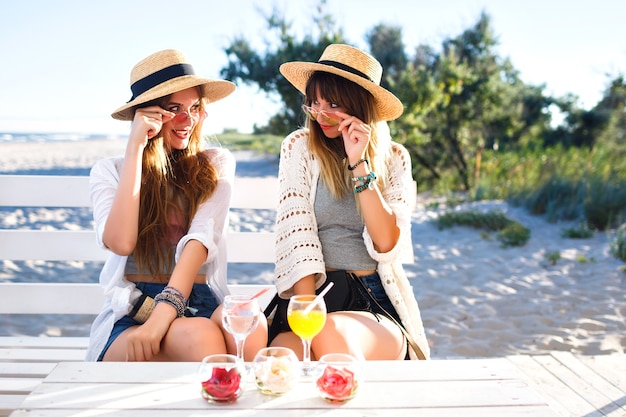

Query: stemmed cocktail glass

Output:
[287, 294, 327, 376]
[222, 295, 260, 366]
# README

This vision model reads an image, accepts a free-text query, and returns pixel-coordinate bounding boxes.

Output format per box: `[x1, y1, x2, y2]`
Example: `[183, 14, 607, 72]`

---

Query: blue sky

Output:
[0, 0, 623, 136]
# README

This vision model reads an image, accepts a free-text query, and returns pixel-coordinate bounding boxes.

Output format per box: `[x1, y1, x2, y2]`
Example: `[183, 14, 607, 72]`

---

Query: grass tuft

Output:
[436, 209, 530, 247]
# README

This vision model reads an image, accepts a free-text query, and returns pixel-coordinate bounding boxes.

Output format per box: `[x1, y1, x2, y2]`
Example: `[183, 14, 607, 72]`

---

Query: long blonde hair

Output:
[133, 89, 218, 276]
[304, 72, 391, 199]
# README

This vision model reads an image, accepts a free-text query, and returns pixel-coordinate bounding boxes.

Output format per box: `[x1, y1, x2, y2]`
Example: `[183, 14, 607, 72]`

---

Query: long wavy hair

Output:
[133, 88, 218, 277]
[304, 72, 391, 199]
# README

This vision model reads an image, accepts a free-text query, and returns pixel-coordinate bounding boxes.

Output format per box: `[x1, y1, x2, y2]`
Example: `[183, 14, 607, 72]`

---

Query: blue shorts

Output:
[353, 272, 402, 324]
[97, 282, 219, 361]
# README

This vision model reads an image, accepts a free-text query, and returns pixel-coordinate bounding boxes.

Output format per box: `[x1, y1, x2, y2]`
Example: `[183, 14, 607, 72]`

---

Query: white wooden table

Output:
[10, 359, 557, 416]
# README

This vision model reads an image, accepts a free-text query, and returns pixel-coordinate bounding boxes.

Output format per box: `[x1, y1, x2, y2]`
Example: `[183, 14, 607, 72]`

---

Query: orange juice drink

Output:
[287, 310, 326, 340]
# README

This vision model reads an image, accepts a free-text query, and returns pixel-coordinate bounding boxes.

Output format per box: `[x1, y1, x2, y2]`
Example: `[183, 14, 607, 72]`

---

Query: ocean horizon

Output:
[0, 131, 127, 143]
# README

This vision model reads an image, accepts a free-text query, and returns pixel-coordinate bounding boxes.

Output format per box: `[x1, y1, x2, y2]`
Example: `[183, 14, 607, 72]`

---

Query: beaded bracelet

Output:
[352, 171, 377, 194]
[347, 158, 368, 171]
[163, 286, 187, 303]
[155, 291, 186, 318]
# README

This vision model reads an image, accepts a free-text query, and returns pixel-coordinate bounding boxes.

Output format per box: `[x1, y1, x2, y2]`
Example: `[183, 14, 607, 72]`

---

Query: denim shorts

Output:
[97, 282, 219, 361]
[352, 272, 402, 324]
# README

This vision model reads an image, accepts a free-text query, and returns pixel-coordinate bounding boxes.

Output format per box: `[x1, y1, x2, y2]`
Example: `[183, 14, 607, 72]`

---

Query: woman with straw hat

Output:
[85, 49, 267, 362]
[267, 44, 429, 360]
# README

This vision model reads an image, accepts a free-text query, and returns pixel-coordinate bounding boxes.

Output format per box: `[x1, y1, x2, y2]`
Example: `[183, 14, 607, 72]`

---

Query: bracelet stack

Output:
[154, 285, 187, 318]
[352, 171, 377, 194]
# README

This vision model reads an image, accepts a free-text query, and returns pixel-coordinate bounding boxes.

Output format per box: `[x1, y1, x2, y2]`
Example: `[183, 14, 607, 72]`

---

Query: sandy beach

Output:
[1, 138, 624, 359]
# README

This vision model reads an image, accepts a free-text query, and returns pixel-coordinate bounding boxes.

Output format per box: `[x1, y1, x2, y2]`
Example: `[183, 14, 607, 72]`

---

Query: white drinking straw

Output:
[303, 282, 334, 314]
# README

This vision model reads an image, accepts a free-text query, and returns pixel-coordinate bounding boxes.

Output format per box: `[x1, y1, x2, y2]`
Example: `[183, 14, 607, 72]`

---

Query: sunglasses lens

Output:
[302, 105, 340, 126]
[172, 110, 202, 123]
[173, 112, 188, 123]
[321, 113, 340, 126]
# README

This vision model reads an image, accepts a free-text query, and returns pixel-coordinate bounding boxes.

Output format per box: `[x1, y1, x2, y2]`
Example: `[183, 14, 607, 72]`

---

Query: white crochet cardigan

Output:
[274, 128, 430, 360]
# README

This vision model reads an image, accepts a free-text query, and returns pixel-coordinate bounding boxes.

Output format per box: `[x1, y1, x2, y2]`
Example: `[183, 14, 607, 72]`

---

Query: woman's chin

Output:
[320, 126, 340, 138]
[169, 139, 190, 150]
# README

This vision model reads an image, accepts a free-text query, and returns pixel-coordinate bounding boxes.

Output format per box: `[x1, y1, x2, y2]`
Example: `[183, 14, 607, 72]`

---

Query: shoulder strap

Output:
[351, 274, 427, 360]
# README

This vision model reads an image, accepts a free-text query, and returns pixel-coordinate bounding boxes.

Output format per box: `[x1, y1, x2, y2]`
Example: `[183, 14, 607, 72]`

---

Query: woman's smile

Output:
[162, 88, 201, 149]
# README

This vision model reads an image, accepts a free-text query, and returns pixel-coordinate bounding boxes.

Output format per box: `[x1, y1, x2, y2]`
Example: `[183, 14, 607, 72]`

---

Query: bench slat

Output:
[0, 283, 102, 315]
[0, 363, 57, 378]
[0, 349, 85, 362]
[0, 230, 274, 262]
[0, 283, 275, 315]
[1, 230, 107, 261]
[231, 177, 278, 210]
[0, 379, 42, 395]
[0, 176, 91, 208]
[0, 395, 27, 417]
[0, 176, 278, 209]
[0, 338, 88, 350]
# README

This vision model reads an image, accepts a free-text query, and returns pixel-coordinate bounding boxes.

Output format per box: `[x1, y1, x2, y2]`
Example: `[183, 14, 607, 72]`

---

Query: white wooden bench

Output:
[0, 174, 278, 417]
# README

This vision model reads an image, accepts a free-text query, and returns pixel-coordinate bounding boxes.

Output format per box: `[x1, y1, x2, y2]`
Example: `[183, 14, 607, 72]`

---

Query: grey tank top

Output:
[314, 178, 377, 270]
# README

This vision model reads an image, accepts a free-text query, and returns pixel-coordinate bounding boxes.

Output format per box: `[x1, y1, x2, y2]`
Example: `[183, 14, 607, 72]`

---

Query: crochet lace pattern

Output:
[273, 129, 413, 297]
[273, 129, 430, 359]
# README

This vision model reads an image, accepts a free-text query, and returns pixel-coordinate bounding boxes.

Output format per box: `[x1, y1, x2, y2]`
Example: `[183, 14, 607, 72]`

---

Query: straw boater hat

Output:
[279, 44, 403, 121]
[112, 49, 236, 121]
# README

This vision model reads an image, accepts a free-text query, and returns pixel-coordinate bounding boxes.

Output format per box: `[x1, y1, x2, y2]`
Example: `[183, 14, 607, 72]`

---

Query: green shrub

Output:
[576, 253, 590, 263]
[436, 210, 512, 231]
[467, 144, 626, 228]
[212, 132, 283, 155]
[426, 201, 440, 210]
[545, 251, 561, 265]
[610, 223, 626, 262]
[584, 178, 626, 230]
[523, 177, 586, 222]
[436, 209, 530, 247]
[497, 222, 531, 247]
[561, 222, 594, 239]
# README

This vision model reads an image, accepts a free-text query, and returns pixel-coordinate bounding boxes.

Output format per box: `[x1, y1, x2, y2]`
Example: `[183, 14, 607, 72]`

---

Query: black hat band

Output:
[318, 60, 373, 83]
[128, 63, 195, 102]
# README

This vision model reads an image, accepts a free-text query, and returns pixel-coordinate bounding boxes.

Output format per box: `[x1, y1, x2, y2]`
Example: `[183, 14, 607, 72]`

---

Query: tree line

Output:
[219, 4, 625, 195]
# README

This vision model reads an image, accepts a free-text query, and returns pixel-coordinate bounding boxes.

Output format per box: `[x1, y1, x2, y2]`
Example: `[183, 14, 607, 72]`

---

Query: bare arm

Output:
[351, 163, 400, 253]
[339, 117, 400, 253]
[293, 274, 317, 295]
[102, 106, 173, 254]
[126, 240, 208, 361]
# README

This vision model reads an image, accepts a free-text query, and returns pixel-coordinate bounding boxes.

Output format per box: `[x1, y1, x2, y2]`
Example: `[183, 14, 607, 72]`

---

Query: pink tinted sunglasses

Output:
[302, 105, 342, 126]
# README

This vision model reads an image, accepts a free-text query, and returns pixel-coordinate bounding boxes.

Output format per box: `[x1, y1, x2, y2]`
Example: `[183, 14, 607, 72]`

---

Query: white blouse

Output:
[85, 147, 235, 361]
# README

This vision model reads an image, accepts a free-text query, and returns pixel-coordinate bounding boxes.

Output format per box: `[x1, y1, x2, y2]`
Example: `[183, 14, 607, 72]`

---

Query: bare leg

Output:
[269, 311, 405, 361]
[101, 326, 140, 361]
[159, 317, 227, 361]
[102, 317, 227, 362]
[312, 311, 405, 360]
[270, 331, 306, 359]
